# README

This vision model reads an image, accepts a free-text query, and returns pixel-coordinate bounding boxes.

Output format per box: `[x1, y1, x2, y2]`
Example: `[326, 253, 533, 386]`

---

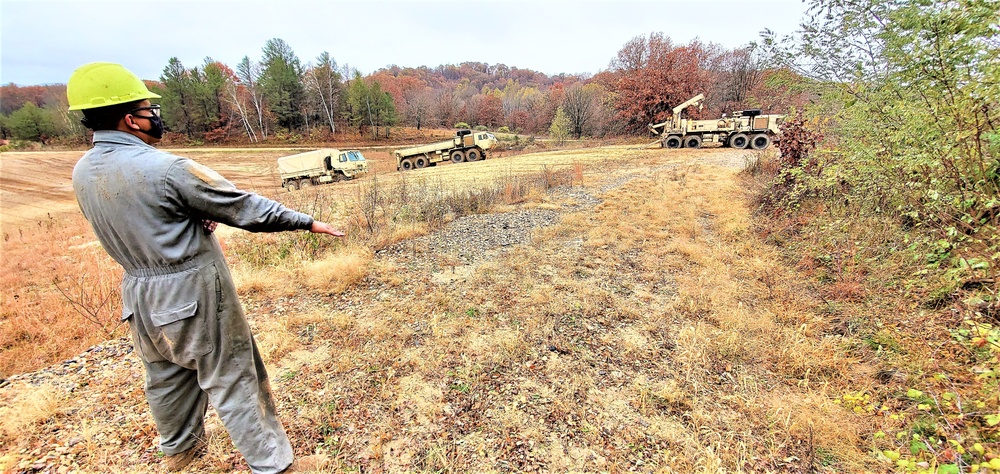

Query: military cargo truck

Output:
[394, 129, 499, 171]
[278, 148, 368, 191]
[648, 94, 784, 150]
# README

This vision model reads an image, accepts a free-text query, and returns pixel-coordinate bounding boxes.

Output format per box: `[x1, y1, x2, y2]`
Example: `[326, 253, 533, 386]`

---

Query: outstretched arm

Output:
[167, 159, 314, 232]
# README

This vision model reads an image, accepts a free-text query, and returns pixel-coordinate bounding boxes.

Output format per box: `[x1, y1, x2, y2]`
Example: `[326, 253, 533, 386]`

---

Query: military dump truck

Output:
[278, 148, 368, 191]
[648, 94, 784, 150]
[394, 129, 499, 171]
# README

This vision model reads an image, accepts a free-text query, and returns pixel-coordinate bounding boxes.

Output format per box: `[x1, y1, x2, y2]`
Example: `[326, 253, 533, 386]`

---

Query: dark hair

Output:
[80, 100, 143, 131]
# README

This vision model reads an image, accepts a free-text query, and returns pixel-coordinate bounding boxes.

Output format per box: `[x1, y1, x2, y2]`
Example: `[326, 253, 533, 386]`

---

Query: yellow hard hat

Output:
[67, 62, 161, 111]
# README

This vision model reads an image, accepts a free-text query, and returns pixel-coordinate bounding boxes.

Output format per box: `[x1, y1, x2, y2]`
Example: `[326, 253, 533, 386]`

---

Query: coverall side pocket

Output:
[141, 266, 217, 365]
[215, 270, 223, 313]
[151, 301, 198, 327]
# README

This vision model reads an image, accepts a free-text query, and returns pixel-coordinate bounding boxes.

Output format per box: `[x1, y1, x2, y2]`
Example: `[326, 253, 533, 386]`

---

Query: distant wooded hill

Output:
[0, 33, 808, 145]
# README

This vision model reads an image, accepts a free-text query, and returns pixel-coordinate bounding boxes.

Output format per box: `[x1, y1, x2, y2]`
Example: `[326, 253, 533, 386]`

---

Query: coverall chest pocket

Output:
[134, 264, 220, 366]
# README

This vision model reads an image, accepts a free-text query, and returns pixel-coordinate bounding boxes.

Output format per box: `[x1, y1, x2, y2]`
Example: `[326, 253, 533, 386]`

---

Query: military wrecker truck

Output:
[278, 148, 368, 191]
[394, 129, 499, 171]
[648, 94, 784, 150]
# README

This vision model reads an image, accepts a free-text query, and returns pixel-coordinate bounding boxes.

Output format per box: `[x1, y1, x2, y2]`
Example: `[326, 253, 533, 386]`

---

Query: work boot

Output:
[162, 440, 206, 472]
[282, 454, 331, 472]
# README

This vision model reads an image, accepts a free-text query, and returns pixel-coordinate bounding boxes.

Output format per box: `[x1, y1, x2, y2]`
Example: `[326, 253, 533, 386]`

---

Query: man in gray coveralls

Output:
[68, 62, 333, 473]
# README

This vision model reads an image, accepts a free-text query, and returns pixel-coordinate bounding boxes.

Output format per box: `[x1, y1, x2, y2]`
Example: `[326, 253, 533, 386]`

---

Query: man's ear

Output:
[123, 114, 140, 131]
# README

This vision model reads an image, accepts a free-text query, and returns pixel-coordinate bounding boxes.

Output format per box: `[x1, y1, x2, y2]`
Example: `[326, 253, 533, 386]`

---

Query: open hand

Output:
[310, 221, 345, 237]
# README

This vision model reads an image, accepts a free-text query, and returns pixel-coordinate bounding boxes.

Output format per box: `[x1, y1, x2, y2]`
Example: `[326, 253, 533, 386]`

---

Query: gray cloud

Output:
[1, 0, 806, 86]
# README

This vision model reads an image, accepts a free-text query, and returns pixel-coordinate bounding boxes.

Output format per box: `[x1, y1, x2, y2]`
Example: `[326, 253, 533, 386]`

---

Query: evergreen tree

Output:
[196, 59, 228, 136]
[259, 38, 305, 131]
[6, 102, 58, 141]
[346, 73, 398, 140]
[159, 57, 196, 136]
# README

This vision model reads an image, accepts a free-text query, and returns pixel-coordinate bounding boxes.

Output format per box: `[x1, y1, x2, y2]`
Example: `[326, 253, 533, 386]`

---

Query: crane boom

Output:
[672, 93, 705, 116]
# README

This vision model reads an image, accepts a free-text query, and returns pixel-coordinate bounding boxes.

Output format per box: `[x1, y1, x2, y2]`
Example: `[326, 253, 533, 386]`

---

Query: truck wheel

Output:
[729, 133, 749, 149]
[333, 173, 345, 182]
[467, 149, 481, 162]
[451, 150, 466, 163]
[664, 136, 682, 149]
[401, 158, 415, 171]
[415, 156, 429, 168]
[684, 135, 702, 149]
[300, 178, 313, 188]
[286, 180, 299, 191]
[750, 134, 771, 150]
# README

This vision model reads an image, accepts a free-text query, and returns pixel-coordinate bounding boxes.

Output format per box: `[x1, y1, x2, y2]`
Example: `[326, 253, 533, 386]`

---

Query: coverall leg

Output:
[125, 261, 294, 474]
[140, 356, 209, 455]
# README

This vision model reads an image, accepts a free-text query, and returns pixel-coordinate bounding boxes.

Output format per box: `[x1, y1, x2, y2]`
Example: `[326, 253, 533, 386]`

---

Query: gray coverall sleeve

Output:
[165, 158, 314, 233]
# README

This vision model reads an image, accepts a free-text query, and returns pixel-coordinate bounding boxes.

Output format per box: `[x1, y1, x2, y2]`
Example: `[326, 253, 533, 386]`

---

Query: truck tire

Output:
[467, 149, 481, 162]
[400, 158, 415, 171]
[664, 136, 682, 149]
[451, 150, 466, 163]
[415, 156, 429, 168]
[750, 134, 771, 150]
[300, 178, 313, 188]
[684, 135, 702, 149]
[333, 172, 345, 182]
[286, 180, 299, 192]
[729, 133, 749, 149]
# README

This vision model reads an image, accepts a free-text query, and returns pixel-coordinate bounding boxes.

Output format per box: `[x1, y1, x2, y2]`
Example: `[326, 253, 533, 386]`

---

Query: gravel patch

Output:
[378, 209, 561, 269]
[0, 337, 136, 391]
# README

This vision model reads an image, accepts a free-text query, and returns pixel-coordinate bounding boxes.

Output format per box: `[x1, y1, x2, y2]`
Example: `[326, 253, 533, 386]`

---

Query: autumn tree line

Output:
[0, 34, 802, 146]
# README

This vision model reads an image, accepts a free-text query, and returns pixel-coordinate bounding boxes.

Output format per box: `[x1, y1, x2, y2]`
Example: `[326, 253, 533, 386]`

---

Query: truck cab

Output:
[472, 131, 498, 149]
[330, 149, 369, 174]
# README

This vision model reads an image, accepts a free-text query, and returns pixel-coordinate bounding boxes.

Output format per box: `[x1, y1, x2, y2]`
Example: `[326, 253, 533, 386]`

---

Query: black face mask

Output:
[141, 113, 165, 139]
[128, 105, 164, 139]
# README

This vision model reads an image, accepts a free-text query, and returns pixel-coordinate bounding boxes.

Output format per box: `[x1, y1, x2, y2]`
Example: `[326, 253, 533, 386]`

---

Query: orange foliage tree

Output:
[0, 84, 59, 115]
[604, 33, 716, 134]
[474, 92, 504, 128]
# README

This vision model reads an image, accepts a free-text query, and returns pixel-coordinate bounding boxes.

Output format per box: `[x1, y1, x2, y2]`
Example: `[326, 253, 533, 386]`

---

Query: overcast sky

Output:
[1, 0, 809, 86]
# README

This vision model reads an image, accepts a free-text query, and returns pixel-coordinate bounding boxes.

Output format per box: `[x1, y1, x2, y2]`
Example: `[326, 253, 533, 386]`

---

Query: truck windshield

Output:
[348, 151, 364, 161]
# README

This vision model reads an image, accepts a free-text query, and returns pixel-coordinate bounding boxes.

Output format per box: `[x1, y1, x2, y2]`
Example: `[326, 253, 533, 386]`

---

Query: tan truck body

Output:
[394, 129, 499, 171]
[278, 148, 368, 190]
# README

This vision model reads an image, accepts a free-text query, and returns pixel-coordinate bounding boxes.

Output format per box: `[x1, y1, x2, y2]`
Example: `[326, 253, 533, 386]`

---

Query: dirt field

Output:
[1, 144, 744, 232]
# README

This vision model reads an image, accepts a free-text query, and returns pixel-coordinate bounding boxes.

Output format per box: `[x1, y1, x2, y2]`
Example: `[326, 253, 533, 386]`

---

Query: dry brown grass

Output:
[1, 145, 881, 473]
[0, 383, 62, 439]
[0, 214, 126, 377]
[300, 245, 373, 293]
